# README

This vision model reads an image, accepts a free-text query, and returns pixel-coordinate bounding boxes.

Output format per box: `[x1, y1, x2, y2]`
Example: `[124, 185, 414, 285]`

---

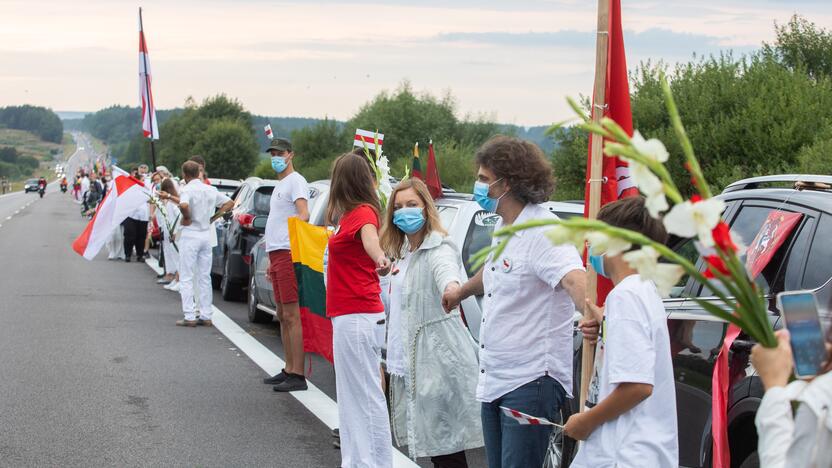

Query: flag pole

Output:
[581, 0, 610, 413]
[139, 7, 158, 171]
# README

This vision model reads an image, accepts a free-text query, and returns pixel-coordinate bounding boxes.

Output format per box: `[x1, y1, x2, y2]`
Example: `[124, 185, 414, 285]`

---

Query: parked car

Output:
[211, 177, 273, 301]
[208, 178, 241, 199]
[24, 179, 40, 193]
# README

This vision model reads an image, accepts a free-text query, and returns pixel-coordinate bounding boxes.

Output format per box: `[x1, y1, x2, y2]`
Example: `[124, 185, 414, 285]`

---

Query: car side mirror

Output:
[252, 216, 268, 234]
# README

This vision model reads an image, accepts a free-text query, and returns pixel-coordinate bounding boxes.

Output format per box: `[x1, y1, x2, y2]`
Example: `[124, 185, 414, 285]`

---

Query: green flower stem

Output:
[660, 75, 712, 199]
[720, 249, 776, 347]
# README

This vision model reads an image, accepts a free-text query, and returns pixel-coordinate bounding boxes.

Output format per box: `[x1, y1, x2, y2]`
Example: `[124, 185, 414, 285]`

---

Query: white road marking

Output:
[144, 257, 417, 467]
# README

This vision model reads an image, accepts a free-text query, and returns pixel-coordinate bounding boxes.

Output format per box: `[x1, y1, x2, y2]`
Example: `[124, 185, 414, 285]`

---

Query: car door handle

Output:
[730, 339, 754, 352]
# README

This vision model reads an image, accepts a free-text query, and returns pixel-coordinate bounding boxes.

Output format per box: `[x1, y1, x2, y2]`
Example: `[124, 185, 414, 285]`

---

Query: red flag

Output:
[585, 0, 638, 304]
[425, 140, 443, 199]
[138, 8, 159, 141]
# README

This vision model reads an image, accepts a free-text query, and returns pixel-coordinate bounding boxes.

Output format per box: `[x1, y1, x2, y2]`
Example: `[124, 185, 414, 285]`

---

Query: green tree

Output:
[290, 117, 348, 163]
[0, 105, 63, 143]
[764, 15, 832, 81]
[192, 120, 259, 179]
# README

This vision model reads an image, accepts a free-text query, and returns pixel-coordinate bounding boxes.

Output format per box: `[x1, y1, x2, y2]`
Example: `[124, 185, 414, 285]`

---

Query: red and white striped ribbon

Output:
[499, 406, 563, 428]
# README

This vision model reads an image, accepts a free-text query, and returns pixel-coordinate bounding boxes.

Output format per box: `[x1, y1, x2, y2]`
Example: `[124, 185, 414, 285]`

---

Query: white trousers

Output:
[163, 236, 179, 274]
[178, 232, 213, 321]
[106, 226, 125, 260]
[333, 312, 392, 468]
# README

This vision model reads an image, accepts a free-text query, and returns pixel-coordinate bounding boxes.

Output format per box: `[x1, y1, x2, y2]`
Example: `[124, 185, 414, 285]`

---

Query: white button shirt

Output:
[478, 203, 584, 403]
[179, 179, 231, 234]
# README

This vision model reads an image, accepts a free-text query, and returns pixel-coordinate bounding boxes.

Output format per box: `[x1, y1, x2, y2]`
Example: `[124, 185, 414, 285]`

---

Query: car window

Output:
[669, 237, 698, 298]
[233, 185, 250, 209]
[462, 210, 500, 278]
[436, 206, 458, 231]
[253, 187, 274, 216]
[803, 214, 832, 289]
[698, 204, 798, 297]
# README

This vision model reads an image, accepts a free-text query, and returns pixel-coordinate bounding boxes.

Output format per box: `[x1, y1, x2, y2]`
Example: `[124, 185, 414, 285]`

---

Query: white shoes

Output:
[164, 280, 180, 292]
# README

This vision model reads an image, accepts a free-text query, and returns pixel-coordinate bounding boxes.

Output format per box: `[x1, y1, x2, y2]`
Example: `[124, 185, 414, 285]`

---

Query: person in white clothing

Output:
[442, 136, 590, 468]
[260, 138, 311, 392]
[161, 161, 233, 327]
[157, 177, 181, 288]
[751, 328, 832, 467]
[566, 197, 679, 468]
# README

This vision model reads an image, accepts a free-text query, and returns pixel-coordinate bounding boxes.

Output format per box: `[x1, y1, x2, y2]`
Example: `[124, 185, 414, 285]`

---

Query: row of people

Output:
[259, 135, 681, 468]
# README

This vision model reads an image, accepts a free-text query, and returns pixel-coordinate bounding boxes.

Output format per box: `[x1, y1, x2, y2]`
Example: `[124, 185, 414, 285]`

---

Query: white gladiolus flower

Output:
[650, 264, 686, 298]
[663, 198, 725, 247]
[585, 231, 632, 257]
[628, 160, 668, 217]
[546, 225, 587, 250]
[631, 131, 670, 163]
[622, 245, 661, 278]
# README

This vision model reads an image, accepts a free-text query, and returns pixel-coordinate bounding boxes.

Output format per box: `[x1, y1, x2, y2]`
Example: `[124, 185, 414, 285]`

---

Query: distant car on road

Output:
[24, 179, 40, 193]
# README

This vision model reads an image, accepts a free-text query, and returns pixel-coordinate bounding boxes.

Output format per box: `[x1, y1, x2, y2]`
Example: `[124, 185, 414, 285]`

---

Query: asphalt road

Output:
[0, 136, 487, 467]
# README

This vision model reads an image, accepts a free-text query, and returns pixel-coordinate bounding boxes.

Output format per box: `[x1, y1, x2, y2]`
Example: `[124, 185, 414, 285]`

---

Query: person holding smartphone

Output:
[751, 310, 832, 467]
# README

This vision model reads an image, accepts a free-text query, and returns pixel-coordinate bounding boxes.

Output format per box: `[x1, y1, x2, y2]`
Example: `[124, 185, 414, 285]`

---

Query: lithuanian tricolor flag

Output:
[288, 217, 333, 363]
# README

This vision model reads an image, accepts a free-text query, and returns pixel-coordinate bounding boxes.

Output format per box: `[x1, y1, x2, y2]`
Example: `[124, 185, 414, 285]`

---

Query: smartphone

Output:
[776, 291, 828, 378]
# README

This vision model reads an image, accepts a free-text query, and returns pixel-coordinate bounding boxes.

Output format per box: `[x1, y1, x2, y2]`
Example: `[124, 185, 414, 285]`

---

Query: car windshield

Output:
[27, 179, 38, 184]
[253, 187, 274, 216]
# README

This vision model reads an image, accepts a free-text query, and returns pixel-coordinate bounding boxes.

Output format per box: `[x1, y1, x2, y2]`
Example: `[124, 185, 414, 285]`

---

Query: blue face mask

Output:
[393, 207, 426, 234]
[588, 247, 608, 278]
[473, 179, 505, 212]
[271, 156, 288, 174]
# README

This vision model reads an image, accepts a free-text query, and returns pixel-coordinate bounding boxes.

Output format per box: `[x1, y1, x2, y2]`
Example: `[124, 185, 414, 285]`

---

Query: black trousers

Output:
[431, 451, 468, 468]
[123, 218, 148, 259]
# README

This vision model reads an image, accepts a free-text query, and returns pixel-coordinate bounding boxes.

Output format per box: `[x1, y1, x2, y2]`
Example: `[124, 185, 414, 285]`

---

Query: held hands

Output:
[564, 411, 595, 441]
[751, 329, 794, 389]
[442, 284, 463, 312]
[376, 255, 391, 275]
[442, 283, 462, 314]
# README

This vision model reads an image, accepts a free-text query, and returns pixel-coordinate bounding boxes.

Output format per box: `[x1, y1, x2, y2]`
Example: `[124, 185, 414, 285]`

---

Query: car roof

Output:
[208, 178, 242, 187]
[719, 187, 832, 215]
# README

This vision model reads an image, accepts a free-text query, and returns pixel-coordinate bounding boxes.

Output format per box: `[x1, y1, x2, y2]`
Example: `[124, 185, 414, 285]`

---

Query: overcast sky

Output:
[1, 0, 830, 126]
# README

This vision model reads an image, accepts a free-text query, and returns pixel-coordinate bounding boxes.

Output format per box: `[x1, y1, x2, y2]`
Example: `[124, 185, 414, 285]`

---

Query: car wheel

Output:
[248, 275, 272, 324]
[220, 255, 242, 302]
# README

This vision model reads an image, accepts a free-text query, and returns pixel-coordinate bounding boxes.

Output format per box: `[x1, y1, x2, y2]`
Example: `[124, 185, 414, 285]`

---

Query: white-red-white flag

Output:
[73, 172, 150, 260]
[138, 8, 159, 140]
[264, 124, 274, 140]
[354, 128, 384, 153]
[499, 407, 563, 427]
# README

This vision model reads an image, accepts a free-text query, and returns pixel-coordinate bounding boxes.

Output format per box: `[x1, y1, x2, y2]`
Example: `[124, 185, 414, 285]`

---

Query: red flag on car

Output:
[585, 0, 638, 304]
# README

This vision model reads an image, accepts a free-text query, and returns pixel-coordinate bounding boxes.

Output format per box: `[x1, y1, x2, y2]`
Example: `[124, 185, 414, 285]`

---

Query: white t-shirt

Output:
[478, 203, 584, 402]
[387, 252, 411, 377]
[265, 172, 309, 252]
[570, 274, 679, 468]
[179, 179, 231, 234]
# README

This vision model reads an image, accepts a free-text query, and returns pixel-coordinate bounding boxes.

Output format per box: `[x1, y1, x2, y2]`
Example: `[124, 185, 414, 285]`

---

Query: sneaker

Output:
[164, 280, 180, 292]
[263, 370, 289, 385]
[124, 257, 131, 263]
[333, 438, 340, 450]
[196, 319, 213, 327]
[176, 319, 197, 327]
[273, 374, 308, 392]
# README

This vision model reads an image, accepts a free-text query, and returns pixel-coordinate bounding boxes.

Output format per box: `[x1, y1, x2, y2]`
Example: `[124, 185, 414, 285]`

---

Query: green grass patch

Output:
[62, 133, 76, 159]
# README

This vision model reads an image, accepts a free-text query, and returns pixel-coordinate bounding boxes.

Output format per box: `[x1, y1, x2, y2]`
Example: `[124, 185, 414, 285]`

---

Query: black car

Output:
[567, 174, 832, 468]
[212, 177, 275, 301]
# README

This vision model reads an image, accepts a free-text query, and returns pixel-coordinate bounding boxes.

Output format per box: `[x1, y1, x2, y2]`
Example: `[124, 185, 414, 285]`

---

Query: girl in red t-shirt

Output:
[325, 152, 392, 467]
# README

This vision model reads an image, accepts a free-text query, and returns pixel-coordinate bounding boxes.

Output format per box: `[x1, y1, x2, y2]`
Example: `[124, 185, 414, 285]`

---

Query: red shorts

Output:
[268, 249, 298, 304]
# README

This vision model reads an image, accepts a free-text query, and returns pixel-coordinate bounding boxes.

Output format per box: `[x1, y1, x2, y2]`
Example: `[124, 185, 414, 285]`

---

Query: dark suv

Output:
[571, 175, 832, 468]
[211, 177, 275, 301]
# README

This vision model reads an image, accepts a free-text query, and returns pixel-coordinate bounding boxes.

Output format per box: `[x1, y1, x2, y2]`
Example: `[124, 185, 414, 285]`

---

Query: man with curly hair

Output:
[443, 135, 595, 468]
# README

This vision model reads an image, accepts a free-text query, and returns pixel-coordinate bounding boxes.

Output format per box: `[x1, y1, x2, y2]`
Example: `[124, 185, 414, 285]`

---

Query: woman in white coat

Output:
[380, 178, 483, 468]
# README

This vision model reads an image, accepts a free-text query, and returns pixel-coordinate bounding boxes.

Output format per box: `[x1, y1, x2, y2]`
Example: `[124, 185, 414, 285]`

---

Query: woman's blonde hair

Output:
[380, 177, 446, 258]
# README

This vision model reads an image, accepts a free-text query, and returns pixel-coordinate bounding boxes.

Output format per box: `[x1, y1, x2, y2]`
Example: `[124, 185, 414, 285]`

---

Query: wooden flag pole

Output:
[580, 0, 610, 413]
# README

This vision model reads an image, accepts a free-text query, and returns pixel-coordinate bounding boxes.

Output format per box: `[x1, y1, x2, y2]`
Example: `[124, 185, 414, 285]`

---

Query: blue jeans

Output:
[481, 375, 566, 468]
